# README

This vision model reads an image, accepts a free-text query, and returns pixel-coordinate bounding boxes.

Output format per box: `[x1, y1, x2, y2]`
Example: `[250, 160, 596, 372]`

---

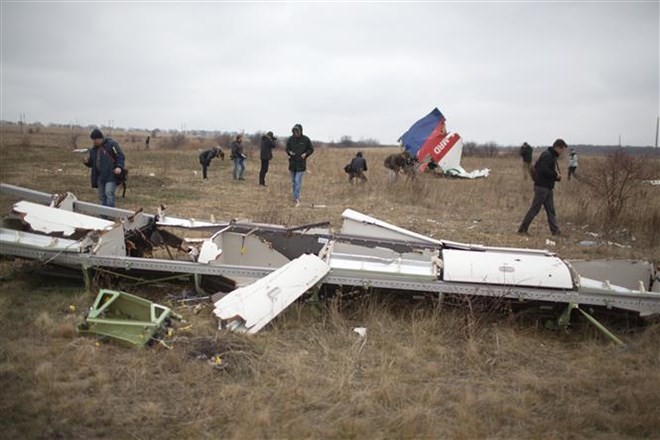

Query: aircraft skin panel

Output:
[213, 254, 330, 334]
[13, 201, 115, 236]
[442, 249, 573, 289]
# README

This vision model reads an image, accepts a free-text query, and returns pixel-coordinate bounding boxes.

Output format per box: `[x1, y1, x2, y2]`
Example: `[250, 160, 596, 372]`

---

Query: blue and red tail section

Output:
[399, 108, 447, 159]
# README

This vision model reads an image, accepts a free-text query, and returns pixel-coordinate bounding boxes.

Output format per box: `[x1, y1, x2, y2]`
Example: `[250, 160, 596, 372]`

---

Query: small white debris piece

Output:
[353, 327, 367, 338]
[149, 173, 156, 177]
[545, 239, 556, 247]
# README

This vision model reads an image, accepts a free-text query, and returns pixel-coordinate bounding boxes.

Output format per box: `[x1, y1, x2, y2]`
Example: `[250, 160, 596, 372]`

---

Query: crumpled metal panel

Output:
[13, 201, 115, 236]
[214, 254, 330, 334]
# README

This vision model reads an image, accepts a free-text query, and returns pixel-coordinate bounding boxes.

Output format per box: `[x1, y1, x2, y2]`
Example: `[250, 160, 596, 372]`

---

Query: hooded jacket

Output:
[84, 137, 125, 188]
[286, 124, 314, 172]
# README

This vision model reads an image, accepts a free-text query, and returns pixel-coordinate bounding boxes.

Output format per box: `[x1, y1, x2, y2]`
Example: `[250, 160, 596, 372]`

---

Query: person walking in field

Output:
[199, 146, 224, 180]
[517, 138, 568, 236]
[286, 123, 314, 207]
[259, 131, 277, 186]
[567, 149, 578, 181]
[346, 151, 368, 184]
[82, 128, 126, 207]
[519, 142, 533, 180]
[230, 134, 246, 181]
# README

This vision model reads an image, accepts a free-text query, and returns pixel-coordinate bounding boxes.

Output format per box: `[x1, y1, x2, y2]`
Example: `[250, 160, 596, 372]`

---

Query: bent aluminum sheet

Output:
[341, 209, 443, 244]
[442, 248, 573, 289]
[12, 201, 115, 236]
[321, 241, 439, 280]
[569, 259, 654, 291]
[214, 254, 330, 334]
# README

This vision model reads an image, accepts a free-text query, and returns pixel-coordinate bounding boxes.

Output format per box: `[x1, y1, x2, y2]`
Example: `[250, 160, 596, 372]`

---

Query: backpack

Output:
[344, 163, 352, 174]
[529, 160, 537, 181]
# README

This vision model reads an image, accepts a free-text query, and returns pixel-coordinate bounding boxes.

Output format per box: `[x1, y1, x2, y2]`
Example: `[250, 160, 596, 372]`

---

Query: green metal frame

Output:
[77, 289, 181, 347]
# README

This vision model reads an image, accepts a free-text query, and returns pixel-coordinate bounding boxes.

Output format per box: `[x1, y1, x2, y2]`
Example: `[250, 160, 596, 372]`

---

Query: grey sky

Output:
[1, 1, 658, 146]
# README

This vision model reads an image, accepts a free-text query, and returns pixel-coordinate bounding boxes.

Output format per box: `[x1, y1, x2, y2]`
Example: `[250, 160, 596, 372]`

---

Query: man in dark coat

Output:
[82, 128, 125, 207]
[259, 131, 277, 186]
[519, 142, 533, 180]
[199, 146, 224, 180]
[285, 123, 314, 207]
[347, 151, 368, 184]
[518, 139, 568, 236]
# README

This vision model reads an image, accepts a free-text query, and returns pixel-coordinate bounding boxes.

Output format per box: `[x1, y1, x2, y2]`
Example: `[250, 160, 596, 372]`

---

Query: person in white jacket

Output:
[567, 149, 578, 181]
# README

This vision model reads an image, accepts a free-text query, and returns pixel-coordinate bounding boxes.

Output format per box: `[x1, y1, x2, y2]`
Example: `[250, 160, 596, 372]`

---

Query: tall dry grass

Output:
[1, 123, 660, 438]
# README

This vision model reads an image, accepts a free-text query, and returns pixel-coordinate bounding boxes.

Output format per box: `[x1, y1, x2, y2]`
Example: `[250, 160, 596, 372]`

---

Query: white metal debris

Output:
[441, 248, 573, 289]
[213, 254, 330, 334]
[12, 201, 115, 236]
[341, 209, 442, 244]
[0, 228, 82, 252]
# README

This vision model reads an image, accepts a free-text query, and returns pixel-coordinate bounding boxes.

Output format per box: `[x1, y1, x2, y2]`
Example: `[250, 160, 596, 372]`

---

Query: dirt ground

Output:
[1, 125, 659, 439]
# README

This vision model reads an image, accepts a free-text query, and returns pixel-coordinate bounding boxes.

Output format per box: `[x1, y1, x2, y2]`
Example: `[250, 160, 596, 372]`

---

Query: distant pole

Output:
[655, 116, 659, 148]
[618, 134, 621, 147]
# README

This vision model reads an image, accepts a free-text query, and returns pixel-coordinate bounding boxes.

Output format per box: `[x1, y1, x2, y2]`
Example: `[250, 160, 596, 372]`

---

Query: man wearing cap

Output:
[82, 128, 125, 207]
[517, 138, 568, 236]
[259, 131, 277, 186]
[285, 124, 314, 207]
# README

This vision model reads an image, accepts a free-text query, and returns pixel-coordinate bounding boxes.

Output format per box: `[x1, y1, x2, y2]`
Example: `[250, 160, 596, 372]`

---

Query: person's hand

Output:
[113, 167, 122, 175]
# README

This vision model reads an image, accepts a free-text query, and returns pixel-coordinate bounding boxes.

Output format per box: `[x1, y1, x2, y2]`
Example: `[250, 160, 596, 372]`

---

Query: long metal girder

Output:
[3, 241, 660, 315]
[1, 183, 144, 221]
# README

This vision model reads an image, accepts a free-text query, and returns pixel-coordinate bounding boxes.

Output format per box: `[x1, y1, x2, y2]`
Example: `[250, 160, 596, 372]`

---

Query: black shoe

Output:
[552, 231, 562, 236]
[238, 177, 245, 181]
[517, 229, 529, 236]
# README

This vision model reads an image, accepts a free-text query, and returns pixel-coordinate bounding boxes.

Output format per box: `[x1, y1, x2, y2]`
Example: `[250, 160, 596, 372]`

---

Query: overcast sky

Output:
[1, 1, 658, 146]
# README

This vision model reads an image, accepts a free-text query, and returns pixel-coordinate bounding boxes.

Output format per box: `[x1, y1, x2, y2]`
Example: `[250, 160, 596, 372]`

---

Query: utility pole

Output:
[618, 135, 621, 147]
[655, 116, 659, 148]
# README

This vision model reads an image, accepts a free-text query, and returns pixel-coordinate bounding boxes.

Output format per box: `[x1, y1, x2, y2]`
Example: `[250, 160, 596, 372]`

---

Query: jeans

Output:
[519, 185, 560, 235]
[259, 159, 270, 185]
[233, 157, 245, 180]
[97, 179, 117, 207]
[290, 171, 304, 201]
[202, 163, 209, 179]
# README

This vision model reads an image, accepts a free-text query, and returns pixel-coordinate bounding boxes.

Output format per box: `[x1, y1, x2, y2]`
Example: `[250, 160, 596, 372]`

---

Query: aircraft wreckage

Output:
[1, 182, 659, 345]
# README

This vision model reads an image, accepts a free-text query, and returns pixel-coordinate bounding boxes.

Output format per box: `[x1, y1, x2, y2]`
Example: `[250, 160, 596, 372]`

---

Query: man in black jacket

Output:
[199, 146, 224, 180]
[259, 131, 277, 186]
[82, 128, 125, 207]
[518, 139, 568, 236]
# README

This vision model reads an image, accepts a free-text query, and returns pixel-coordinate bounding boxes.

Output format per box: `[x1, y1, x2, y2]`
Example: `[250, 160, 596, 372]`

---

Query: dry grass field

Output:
[1, 124, 660, 439]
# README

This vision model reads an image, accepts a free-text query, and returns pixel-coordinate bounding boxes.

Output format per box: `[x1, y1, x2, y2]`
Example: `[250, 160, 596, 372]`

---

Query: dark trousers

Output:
[259, 159, 270, 185]
[568, 167, 577, 180]
[349, 170, 367, 184]
[519, 185, 560, 235]
[202, 163, 209, 179]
